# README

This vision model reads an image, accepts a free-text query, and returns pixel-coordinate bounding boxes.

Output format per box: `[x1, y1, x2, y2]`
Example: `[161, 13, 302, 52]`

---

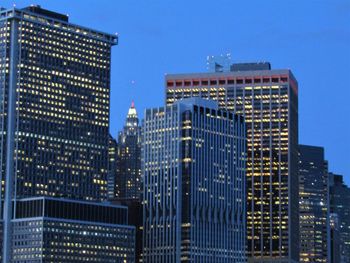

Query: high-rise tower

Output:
[143, 98, 246, 262]
[0, 4, 117, 201]
[165, 62, 299, 263]
[115, 101, 142, 200]
[298, 145, 329, 262]
[0, 6, 137, 262]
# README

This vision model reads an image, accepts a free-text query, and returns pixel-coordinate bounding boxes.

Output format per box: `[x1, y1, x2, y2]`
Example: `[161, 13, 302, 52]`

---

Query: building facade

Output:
[113, 199, 143, 263]
[143, 98, 246, 262]
[330, 213, 341, 263]
[298, 145, 329, 262]
[115, 101, 142, 200]
[165, 63, 299, 263]
[0, 5, 137, 263]
[12, 197, 135, 263]
[329, 173, 350, 263]
[0, 5, 117, 202]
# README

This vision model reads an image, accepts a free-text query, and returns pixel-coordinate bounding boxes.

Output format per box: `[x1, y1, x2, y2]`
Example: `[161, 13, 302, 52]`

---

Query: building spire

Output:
[127, 100, 138, 120]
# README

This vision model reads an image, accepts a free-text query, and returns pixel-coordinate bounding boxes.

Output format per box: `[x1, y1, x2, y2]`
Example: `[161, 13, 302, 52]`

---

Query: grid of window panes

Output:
[143, 99, 246, 262]
[299, 145, 328, 263]
[165, 71, 299, 262]
[12, 219, 135, 263]
[0, 7, 117, 201]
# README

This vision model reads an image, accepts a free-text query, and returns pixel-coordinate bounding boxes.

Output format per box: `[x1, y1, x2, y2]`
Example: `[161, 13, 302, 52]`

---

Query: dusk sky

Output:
[4, 0, 350, 184]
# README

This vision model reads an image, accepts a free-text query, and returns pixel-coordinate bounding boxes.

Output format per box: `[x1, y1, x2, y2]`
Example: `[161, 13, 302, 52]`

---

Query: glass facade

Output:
[0, 6, 138, 263]
[165, 66, 299, 263]
[0, 5, 117, 202]
[11, 198, 135, 263]
[143, 98, 246, 262]
[298, 145, 329, 262]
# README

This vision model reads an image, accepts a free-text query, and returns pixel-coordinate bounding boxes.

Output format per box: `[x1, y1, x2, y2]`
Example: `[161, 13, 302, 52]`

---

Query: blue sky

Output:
[4, 0, 350, 184]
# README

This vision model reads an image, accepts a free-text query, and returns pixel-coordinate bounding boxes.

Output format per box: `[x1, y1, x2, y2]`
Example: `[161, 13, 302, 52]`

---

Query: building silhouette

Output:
[329, 173, 350, 263]
[165, 62, 299, 263]
[298, 145, 329, 262]
[0, 5, 135, 262]
[115, 101, 142, 200]
[143, 98, 246, 262]
[330, 213, 341, 263]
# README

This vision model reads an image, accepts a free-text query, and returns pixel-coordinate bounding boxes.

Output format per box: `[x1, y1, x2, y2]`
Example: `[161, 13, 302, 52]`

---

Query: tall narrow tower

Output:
[298, 145, 329, 262]
[115, 101, 142, 200]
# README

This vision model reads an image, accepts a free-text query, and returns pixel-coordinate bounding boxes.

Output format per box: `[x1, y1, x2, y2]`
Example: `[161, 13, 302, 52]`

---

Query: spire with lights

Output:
[124, 100, 139, 131]
[127, 100, 137, 119]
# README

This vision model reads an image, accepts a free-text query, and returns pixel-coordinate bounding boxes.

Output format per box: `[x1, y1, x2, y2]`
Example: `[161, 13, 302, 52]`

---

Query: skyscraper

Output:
[329, 173, 350, 263]
[298, 144, 329, 262]
[165, 62, 299, 263]
[0, 4, 117, 201]
[115, 101, 142, 200]
[0, 5, 137, 262]
[143, 98, 246, 262]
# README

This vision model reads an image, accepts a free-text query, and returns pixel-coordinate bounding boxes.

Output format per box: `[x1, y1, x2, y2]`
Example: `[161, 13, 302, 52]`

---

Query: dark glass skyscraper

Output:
[0, 4, 117, 201]
[115, 101, 142, 200]
[329, 173, 350, 263]
[165, 63, 299, 263]
[0, 5, 137, 262]
[143, 98, 246, 262]
[298, 144, 329, 262]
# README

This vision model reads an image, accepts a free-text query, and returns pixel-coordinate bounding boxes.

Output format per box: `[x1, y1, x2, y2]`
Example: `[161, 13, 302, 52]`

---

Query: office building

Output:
[115, 101, 142, 200]
[298, 145, 329, 262]
[12, 197, 135, 262]
[0, 5, 137, 262]
[329, 173, 350, 263]
[165, 62, 299, 262]
[143, 98, 246, 262]
[0, 3, 117, 203]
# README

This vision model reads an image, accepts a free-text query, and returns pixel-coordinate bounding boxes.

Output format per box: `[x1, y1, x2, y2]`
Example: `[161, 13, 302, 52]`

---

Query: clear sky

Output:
[4, 0, 350, 184]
